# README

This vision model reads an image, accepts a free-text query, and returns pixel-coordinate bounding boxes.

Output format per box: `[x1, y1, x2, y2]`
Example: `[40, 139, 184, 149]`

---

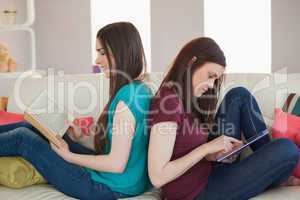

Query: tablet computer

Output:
[216, 129, 269, 162]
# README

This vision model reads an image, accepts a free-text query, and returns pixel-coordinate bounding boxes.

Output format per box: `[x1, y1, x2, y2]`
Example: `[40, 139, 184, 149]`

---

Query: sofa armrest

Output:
[0, 97, 8, 111]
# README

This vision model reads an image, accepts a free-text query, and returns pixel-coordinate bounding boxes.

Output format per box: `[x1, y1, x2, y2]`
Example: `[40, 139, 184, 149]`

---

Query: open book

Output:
[24, 90, 75, 147]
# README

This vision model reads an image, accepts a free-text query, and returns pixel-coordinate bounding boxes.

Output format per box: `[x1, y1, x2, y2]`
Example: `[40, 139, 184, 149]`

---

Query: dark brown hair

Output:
[160, 37, 226, 130]
[94, 22, 146, 154]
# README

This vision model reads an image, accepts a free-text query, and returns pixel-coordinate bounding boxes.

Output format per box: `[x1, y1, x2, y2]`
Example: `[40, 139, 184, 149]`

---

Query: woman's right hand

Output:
[204, 135, 243, 156]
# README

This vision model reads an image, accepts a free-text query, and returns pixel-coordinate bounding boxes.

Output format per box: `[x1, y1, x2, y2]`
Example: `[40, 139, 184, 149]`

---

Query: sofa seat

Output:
[1, 184, 300, 200]
[0, 185, 161, 200]
[2, 73, 300, 199]
[251, 186, 300, 200]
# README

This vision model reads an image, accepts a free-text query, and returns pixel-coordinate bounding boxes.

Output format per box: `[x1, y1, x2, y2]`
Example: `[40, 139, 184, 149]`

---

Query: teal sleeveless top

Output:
[86, 81, 153, 195]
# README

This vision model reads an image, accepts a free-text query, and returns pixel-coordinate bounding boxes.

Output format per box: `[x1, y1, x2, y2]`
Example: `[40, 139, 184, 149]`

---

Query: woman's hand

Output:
[50, 136, 73, 162]
[203, 135, 243, 163]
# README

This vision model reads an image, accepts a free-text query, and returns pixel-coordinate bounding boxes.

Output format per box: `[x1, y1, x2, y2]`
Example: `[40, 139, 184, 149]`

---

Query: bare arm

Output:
[59, 101, 135, 173]
[148, 122, 242, 188]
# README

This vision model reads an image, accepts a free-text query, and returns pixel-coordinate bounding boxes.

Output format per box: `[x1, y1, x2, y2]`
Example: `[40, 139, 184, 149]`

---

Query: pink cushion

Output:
[272, 108, 300, 144]
[0, 111, 24, 125]
[272, 108, 300, 179]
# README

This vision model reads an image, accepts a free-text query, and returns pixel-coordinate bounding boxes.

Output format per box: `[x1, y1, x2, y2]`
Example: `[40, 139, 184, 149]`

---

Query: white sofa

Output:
[1, 72, 300, 200]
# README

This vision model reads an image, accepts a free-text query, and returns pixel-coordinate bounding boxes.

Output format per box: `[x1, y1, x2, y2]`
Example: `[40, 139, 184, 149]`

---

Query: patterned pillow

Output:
[283, 93, 300, 116]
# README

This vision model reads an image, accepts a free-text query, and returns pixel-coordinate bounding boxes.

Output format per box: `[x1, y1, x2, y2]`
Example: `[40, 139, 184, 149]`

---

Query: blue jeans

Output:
[196, 87, 299, 200]
[0, 121, 129, 200]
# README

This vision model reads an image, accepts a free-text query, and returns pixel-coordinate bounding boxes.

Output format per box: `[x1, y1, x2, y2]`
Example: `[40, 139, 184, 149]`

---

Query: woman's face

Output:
[95, 39, 115, 78]
[192, 62, 225, 97]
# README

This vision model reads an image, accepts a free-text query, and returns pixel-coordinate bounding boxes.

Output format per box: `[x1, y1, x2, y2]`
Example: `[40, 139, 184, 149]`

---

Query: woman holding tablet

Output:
[148, 37, 299, 200]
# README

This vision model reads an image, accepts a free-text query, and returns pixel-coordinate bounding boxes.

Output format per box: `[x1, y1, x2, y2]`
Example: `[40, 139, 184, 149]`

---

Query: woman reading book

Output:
[147, 37, 300, 200]
[0, 22, 152, 200]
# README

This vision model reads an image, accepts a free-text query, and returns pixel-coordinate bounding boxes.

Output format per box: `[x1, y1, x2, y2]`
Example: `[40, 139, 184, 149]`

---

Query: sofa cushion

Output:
[250, 186, 300, 200]
[272, 108, 300, 143]
[0, 185, 161, 200]
[0, 111, 24, 125]
[0, 157, 46, 189]
[283, 93, 300, 116]
[2, 73, 300, 200]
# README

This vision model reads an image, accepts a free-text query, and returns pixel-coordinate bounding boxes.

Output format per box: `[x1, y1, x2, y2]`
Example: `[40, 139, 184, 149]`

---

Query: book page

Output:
[26, 90, 73, 137]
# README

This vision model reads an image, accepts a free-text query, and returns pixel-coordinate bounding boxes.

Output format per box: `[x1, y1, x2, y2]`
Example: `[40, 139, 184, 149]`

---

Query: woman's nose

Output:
[95, 58, 100, 65]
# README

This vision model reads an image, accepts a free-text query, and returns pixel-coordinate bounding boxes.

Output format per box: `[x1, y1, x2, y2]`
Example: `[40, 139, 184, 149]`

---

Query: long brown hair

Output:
[94, 22, 146, 154]
[160, 37, 226, 130]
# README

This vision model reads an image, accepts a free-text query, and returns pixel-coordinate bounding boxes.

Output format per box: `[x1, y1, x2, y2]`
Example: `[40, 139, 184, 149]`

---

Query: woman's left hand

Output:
[50, 136, 72, 162]
[205, 140, 243, 163]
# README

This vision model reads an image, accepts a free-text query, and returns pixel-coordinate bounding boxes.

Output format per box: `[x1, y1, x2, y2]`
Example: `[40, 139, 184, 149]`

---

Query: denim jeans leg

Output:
[195, 138, 299, 200]
[0, 121, 97, 155]
[0, 127, 116, 200]
[0, 121, 37, 133]
[210, 87, 271, 151]
[63, 134, 96, 155]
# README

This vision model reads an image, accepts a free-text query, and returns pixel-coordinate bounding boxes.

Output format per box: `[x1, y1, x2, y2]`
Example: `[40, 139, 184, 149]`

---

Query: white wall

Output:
[33, 0, 93, 74]
[150, 0, 204, 72]
[272, 0, 300, 73]
[151, 0, 300, 74]
[2, 0, 300, 77]
[204, 0, 271, 73]
[90, 0, 151, 71]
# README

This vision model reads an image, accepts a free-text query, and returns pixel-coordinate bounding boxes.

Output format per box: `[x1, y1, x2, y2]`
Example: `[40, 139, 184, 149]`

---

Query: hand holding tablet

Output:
[216, 129, 269, 162]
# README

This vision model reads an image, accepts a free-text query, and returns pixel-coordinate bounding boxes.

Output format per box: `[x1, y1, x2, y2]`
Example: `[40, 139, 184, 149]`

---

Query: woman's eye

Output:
[97, 48, 106, 56]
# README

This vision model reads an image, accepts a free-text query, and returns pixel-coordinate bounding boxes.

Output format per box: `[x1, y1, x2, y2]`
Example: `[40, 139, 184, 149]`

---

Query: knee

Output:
[272, 138, 299, 164]
[14, 127, 41, 144]
[17, 121, 35, 130]
[226, 87, 251, 100]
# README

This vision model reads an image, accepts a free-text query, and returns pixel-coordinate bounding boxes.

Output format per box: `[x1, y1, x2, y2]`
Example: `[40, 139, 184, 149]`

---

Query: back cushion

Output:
[7, 74, 110, 119]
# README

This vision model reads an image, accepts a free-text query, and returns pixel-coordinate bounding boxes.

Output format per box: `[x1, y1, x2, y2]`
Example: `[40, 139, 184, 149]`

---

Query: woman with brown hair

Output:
[0, 22, 152, 200]
[148, 37, 299, 200]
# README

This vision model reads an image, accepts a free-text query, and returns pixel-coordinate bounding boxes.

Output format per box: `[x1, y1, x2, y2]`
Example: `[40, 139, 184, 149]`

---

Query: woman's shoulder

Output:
[117, 80, 152, 97]
[112, 81, 153, 118]
[152, 84, 180, 104]
[151, 84, 183, 113]
[149, 84, 184, 125]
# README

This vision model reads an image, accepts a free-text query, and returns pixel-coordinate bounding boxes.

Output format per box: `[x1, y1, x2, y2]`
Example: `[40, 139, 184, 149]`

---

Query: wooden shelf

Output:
[0, 0, 36, 72]
[0, 25, 34, 31]
[0, 0, 35, 28]
[0, 70, 45, 79]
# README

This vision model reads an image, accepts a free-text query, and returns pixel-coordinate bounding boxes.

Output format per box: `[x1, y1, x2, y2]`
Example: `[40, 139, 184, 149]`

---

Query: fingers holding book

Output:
[50, 135, 72, 162]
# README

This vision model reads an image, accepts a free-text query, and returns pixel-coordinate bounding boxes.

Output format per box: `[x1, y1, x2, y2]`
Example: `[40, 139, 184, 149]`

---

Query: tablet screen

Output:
[216, 129, 269, 162]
